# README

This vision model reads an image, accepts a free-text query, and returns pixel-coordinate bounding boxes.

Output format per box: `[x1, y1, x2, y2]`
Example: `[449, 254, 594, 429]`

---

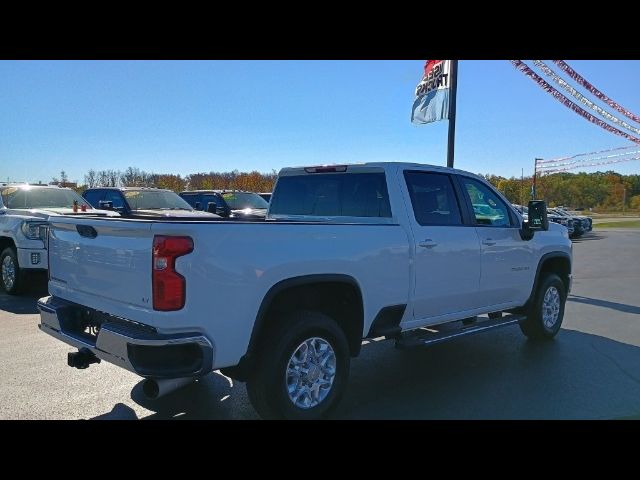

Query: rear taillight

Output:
[152, 235, 193, 311]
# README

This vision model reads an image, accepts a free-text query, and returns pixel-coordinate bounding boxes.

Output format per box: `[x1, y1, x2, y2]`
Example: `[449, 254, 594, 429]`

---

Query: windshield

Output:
[1, 187, 91, 209]
[123, 190, 194, 210]
[221, 192, 269, 210]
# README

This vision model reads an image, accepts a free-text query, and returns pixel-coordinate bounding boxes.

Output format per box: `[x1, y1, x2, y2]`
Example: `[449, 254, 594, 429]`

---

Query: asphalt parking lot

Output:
[1, 229, 639, 420]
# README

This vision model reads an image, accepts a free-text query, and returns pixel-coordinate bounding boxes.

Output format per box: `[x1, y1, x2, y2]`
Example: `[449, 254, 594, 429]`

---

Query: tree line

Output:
[71, 167, 278, 194]
[483, 170, 640, 211]
[56, 167, 640, 211]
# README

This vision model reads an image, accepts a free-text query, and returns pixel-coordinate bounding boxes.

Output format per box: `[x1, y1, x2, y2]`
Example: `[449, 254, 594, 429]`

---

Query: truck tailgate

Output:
[48, 217, 154, 311]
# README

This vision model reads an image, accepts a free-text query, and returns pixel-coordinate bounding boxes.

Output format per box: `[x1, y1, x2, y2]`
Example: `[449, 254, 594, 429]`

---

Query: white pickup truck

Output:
[38, 163, 572, 419]
[0, 184, 119, 294]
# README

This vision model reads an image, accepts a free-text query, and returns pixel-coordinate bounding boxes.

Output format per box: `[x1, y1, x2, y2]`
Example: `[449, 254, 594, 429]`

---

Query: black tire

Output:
[519, 273, 565, 341]
[246, 310, 350, 420]
[0, 247, 25, 295]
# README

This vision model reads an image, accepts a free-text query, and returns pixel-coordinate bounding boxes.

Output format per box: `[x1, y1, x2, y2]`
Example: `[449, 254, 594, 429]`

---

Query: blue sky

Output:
[1, 60, 639, 184]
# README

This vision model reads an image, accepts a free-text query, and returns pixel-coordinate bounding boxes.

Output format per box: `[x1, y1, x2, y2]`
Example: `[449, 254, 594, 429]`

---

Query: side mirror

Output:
[527, 200, 549, 231]
[195, 201, 202, 210]
[98, 200, 114, 210]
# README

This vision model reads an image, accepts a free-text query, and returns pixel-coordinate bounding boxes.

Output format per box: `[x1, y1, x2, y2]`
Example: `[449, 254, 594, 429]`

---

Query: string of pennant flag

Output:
[508, 60, 640, 174]
[531, 60, 640, 136]
[411, 59, 640, 174]
[509, 60, 640, 145]
[536, 147, 640, 170]
[538, 154, 640, 175]
[552, 60, 640, 125]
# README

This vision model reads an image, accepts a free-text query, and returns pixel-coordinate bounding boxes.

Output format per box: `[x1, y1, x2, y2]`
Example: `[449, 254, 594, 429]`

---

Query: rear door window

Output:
[403, 171, 463, 226]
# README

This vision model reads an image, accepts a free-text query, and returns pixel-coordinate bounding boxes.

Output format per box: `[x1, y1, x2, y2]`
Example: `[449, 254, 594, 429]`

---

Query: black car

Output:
[179, 190, 268, 219]
[82, 187, 219, 218]
[556, 207, 592, 232]
[549, 208, 585, 237]
[258, 192, 272, 202]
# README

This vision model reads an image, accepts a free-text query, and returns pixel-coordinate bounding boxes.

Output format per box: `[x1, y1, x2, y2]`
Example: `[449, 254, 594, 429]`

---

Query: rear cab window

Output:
[104, 190, 126, 210]
[269, 168, 392, 222]
[82, 189, 105, 208]
[180, 193, 202, 209]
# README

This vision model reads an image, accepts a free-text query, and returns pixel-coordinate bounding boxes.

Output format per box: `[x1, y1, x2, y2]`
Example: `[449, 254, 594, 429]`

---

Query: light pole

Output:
[533, 158, 543, 200]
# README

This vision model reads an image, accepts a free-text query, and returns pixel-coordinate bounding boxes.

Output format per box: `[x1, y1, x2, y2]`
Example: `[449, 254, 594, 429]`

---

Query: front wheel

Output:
[1, 247, 24, 295]
[246, 310, 350, 420]
[520, 273, 566, 340]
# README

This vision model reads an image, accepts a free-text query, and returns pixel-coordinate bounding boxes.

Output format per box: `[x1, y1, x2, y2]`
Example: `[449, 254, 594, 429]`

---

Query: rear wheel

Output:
[520, 273, 565, 340]
[246, 310, 350, 420]
[1, 248, 24, 295]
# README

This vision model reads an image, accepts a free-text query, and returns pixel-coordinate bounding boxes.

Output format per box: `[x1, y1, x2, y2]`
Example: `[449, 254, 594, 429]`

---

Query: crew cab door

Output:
[455, 175, 534, 308]
[402, 170, 483, 322]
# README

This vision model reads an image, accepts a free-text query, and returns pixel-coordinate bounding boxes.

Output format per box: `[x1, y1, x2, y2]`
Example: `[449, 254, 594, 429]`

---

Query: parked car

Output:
[0, 183, 119, 294]
[548, 208, 585, 237]
[555, 207, 592, 232]
[82, 187, 219, 219]
[258, 192, 272, 202]
[179, 190, 269, 219]
[39, 163, 572, 419]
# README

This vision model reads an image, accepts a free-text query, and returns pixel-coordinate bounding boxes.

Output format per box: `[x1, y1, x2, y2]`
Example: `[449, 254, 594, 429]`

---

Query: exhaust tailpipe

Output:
[142, 377, 195, 400]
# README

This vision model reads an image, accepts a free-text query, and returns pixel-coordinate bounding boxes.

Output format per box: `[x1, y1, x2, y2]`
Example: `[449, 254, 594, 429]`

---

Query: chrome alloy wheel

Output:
[285, 337, 337, 409]
[2, 255, 16, 291]
[542, 286, 561, 329]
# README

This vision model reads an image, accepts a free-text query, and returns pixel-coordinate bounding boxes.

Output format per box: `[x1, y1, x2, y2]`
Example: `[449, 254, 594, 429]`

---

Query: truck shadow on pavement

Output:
[571, 232, 606, 243]
[0, 273, 48, 314]
[568, 295, 640, 315]
[128, 372, 260, 420]
[92, 403, 140, 420]
[121, 327, 640, 420]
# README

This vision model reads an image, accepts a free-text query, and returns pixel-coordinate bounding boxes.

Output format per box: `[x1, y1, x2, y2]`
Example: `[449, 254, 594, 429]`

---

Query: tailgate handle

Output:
[76, 225, 98, 239]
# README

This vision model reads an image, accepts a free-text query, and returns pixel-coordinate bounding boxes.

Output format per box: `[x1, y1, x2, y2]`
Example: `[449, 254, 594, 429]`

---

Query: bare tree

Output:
[121, 167, 140, 187]
[107, 169, 120, 187]
[97, 170, 109, 187]
[84, 169, 97, 188]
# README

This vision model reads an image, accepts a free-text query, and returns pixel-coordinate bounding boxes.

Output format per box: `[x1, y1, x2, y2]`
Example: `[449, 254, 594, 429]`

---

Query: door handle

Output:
[482, 239, 496, 246]
[418, 239, 438, 249]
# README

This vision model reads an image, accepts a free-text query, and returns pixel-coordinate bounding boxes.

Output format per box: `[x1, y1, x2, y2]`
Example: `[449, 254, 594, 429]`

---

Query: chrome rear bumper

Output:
[38, 295, 214, 379]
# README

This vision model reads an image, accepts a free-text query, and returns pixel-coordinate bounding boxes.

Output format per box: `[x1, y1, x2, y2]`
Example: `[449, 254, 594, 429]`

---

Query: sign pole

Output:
[446, 60, 459, 168]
